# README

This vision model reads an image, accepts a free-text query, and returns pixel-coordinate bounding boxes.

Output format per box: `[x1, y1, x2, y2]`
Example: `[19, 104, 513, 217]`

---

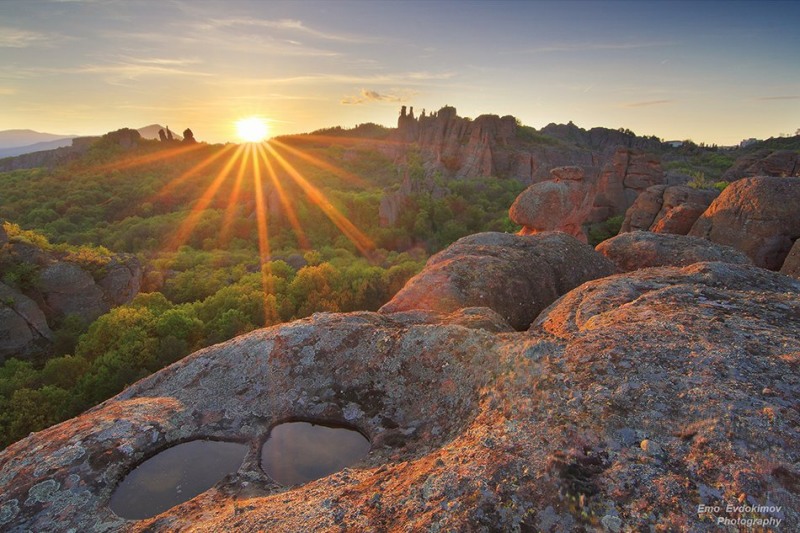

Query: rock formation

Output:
[182, 129, 196, 144]
[379, 231, 616, 330]
[1, 262, 798, 531]
[596, 231, 751, 272]
[621, 184, 719, 234]
[509, 166, 595, 240]
[689, 176, 800, 270]
[0, 281, 54, 361]
[0, 232, 142, 361]
[509, 158, 665, 240]
[722, 149, 800, 181]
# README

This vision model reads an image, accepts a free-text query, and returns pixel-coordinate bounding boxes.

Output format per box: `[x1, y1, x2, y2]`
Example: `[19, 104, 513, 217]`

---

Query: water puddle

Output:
[260, 421, 370, 486]
[109, 439, 248, 520]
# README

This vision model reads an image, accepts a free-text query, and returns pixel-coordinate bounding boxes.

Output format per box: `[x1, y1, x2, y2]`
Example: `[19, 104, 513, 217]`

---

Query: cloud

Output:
[757, 95, 800, 101]
[204, 17, 371, 44]
[622, 99, 673, 108]
[0, 27, 52, 48]
[341, 89, 411, 105]
[518, 41, 675, 54]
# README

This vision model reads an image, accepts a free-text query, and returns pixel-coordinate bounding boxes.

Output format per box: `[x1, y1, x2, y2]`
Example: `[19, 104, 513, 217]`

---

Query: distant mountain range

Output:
[0, 125, 180, 158]
[0, 130, 78, 158]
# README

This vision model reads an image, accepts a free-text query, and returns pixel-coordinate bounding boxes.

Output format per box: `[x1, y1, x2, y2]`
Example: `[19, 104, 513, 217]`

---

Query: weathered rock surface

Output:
[722, 148, 800, 181]
[0, 282, 54, 360]
[509, 167, 595, 240]
[1, 262, 798, 531]
[593, 147, 664, 220]
[621, 184, 719, 234]
[379, 231, 617, 330]
[596, 231, 752, 272]
[689, 176, 800, 269]
[780, 239, 800, 278]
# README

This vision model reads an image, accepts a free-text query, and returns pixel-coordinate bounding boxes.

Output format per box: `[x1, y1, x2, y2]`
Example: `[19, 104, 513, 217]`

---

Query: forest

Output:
[0, 132, 524, 447]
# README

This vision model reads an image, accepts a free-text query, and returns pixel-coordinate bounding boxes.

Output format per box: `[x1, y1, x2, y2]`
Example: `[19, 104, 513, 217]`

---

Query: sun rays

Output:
[108, 134, 380, 324]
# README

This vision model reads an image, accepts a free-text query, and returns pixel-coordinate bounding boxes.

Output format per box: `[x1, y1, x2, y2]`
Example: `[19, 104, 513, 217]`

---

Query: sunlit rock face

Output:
[1, 262, 798, 531]
[379, 231, 617, 330]
[689, 176, 800, 270]
[596, 231, 751, 272]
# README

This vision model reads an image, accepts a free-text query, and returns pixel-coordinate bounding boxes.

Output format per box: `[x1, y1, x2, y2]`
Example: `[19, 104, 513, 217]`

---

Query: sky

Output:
[1, 0, 798, 145]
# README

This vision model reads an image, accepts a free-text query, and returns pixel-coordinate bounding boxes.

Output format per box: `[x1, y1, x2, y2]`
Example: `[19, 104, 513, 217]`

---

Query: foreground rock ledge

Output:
[0, 263, 798, 531]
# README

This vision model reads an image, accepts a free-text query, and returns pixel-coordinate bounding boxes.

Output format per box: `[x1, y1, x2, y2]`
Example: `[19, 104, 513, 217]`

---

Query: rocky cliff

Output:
[0, 226, 798, 531]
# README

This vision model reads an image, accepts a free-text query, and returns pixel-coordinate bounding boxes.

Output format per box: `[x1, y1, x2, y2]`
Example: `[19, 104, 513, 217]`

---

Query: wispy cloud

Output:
[757, 95, 800, 101]
[203, 17, 371, 44]
[517, 41, 675, 54]
[341, 89, 412, 105]
[252, 71, 456, 86]
[623, 99, 673, 108]
[0, 27, 53, 48]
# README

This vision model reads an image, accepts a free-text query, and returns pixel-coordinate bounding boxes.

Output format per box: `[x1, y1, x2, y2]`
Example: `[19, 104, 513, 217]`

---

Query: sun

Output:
[236, 117, 269, 143]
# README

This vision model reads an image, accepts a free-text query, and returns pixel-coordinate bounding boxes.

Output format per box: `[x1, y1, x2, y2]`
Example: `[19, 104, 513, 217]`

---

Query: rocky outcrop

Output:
[1, 262, 798, 531]
[722, 149, 800, 181]
[780, 239, 800, 278]
[689, 176, 800, 270]
[509, 157, 665, 240]
[389, 106, 664, 185]
[596, 232, 752, 272]
[0, 282, 53, 360]
[0, 234, 142, 360]
[592, 148, 664, 220]
[621, 184, 719, 234]
[379, 231, 616, 330]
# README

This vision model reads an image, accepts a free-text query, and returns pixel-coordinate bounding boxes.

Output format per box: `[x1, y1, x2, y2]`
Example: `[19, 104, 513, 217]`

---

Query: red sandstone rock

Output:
[596, 231, 751, 272]
[689, 176, 800, 269]
[622, 185, 718, 234]
[379, 231, 616, 330]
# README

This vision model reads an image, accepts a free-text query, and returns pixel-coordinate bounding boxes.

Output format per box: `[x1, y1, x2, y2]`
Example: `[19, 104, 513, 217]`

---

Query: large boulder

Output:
[596, 231, 752, 272]
[722, 149, 800, 181]
[0, 282, 53, 362]
[509, 167, 594, 240]
[1, 263, 798, 531]
[689, 176, 800, 269]
[621, 184, 718, 234]
[36, 262, 107, 323]
[379, 231, 617, 330]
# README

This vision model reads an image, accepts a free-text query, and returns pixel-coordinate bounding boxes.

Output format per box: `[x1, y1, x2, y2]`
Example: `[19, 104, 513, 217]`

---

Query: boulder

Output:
[379, 231, 617, 330]
[36, 261, 107, 323]
[0, 282, 53, 362]
[1, 263, 798, 531]
[689, 176, 800, 269]
[780, 239, 800, 278]
[722, 149, 800, 181]
[509, 167, 594, 240]
[621, 184, 717, 234]
[596, 231, 752, 272]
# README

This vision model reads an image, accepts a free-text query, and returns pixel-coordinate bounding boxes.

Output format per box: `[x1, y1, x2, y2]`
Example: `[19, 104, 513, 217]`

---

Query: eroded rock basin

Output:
[261, 421, 371, 486]
[109, 440, 247, 520]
